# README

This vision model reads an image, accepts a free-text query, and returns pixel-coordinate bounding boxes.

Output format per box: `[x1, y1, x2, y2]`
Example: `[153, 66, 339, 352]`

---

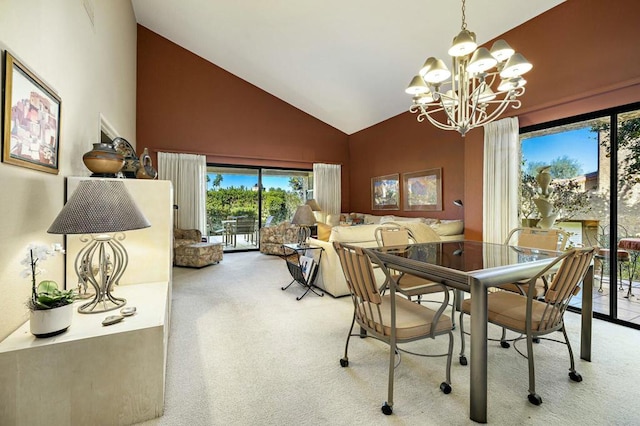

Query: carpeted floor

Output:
[138, 251, 639, 425]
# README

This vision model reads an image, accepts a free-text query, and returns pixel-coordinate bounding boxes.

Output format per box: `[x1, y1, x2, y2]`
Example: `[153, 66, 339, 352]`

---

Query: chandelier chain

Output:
[461, 0, 467, 30]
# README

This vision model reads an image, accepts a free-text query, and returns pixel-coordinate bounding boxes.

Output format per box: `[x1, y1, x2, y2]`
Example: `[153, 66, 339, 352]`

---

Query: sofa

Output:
[307, 220, 461, 297]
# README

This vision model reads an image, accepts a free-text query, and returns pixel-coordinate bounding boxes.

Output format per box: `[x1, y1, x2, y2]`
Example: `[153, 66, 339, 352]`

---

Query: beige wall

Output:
[0, 0, 138, 340]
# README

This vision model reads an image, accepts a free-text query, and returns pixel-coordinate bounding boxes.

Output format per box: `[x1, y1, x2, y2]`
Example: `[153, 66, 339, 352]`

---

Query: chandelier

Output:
[405, 0, 532, 136]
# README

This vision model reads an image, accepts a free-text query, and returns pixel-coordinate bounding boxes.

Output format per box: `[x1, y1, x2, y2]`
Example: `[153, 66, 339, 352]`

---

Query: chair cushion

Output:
[360, 295, 452, 340]
[461, 292, 554, 332]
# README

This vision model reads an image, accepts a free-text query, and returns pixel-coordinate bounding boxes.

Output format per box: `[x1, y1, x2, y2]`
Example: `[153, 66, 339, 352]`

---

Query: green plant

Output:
[21, 244, 76, 311]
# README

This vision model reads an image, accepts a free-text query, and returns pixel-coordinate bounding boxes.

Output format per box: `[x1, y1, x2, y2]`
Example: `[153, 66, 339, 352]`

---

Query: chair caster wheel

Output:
[459, 355, 468, 366]
[381, 402, 392, 415]
[569, 371, 583, 382]
[440, 382, 452, 394]
[528, 393, 542, 405]
[500, 341, 510, 349]
[340, 358, 349, 367]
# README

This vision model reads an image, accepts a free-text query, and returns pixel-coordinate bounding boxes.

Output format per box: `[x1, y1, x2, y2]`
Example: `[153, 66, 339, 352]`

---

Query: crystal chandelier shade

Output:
[406, 0, 532, 136]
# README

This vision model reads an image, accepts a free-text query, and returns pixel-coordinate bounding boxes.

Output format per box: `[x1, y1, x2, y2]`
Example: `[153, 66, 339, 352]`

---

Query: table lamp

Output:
[291, 204, 316, 246]
[48, 180, 151, 313]
[305, 198, 323, 223]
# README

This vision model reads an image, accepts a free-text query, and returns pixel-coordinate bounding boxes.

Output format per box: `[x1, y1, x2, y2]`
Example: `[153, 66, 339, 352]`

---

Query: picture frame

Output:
[402, 168, 442, 211]
[2, 52, 61, 174]
[371, 173, 400, 210]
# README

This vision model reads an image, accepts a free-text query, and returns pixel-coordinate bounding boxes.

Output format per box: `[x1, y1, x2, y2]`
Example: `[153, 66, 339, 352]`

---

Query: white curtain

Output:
[313, 163, 341, 220]
[158, 152, 207, 234]
[483, 117, 520, 244]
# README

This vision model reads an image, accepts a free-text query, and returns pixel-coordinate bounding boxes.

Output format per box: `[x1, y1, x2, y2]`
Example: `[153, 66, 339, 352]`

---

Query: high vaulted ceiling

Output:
[132, 0, 565, 135]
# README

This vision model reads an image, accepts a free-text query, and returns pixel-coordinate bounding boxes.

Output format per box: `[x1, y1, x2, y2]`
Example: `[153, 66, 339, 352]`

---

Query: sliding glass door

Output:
[206, 165, 313, 252]
[520, 103, 640, 329]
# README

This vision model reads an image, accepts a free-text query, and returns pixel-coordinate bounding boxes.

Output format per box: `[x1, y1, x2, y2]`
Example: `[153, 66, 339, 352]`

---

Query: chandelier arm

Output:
[425, 113, 460, 132]
[472, 97, 522, 128]
[484, 72, 498, 89]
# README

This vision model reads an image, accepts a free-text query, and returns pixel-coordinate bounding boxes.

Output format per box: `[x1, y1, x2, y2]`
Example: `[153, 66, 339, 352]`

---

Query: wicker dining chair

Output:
[334, 242, 454, 415]
[458, 247, 596, 405]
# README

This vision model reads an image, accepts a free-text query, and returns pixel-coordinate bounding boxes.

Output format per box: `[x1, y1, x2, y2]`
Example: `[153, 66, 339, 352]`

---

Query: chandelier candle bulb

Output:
[406, 0, 532, 136]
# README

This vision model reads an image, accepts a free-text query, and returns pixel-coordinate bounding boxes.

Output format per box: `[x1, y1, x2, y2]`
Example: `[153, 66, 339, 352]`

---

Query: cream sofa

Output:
[307, 220, 463, 297]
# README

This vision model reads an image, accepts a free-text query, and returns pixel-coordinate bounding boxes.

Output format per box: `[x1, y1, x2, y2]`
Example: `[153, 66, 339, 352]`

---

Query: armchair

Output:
[259, 221, 300, 255]
[174, 228, 222, 268]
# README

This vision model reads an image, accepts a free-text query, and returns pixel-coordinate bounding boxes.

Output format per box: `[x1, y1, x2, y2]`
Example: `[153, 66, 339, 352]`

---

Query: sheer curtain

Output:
[313, 163, 341, 222]
[483, 117, 520, 243]
[158, 152, 207, 234]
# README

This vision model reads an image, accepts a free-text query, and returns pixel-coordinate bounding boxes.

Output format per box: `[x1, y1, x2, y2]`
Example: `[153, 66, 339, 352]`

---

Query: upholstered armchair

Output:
[174, 228, 222, 268]
[174, 228, 202, 248]
[259, 221, 300, 255]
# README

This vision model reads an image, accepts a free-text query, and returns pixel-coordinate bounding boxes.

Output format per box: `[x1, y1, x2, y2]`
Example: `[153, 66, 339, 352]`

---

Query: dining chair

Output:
[333, 242, 454, 415]
[458, 247, 596, 405]
[586, 224, 630, 293]
[374, 225, 457, 327]
[502, 227, 570, 299]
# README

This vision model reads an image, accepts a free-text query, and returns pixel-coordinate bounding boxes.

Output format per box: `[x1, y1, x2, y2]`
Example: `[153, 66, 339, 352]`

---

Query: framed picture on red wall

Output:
[403, 168, 442, 211]
[371, 173, 399, 210]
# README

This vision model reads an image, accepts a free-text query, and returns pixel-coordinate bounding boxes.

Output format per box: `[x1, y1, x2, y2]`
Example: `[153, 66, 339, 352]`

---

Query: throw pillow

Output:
[316, 223, 332, 241]
[400, 222, 441, 242]
[380, 215, 396, 224]
[431, 220, 464, 236]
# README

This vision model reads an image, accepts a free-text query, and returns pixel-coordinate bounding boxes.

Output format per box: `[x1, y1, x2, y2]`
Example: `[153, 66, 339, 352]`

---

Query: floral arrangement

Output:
[21, 244, 76, 310]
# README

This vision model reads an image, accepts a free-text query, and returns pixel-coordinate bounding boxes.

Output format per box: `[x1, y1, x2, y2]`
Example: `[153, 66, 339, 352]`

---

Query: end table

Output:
[280, 243, 324, 300]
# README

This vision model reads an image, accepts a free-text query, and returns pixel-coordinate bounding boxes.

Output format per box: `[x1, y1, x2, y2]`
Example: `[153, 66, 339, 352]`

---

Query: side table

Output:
[281, 243, 324, 300]
[618, 237, 640, 299]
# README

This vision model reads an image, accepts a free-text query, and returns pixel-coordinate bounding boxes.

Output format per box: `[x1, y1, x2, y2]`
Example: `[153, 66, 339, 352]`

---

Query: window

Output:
[520, 103, 640, 329]
[205, 165, 313, 252]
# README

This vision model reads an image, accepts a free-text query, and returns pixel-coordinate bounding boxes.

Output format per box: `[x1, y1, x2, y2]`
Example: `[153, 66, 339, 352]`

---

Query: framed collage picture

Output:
[2, 52, 61, 174]
[371, 173, 400, 210]
[402, 168, 442, 211]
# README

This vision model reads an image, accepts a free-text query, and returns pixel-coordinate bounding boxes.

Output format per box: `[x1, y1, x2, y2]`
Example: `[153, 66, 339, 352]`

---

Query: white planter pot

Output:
[30, 304, 74, 338]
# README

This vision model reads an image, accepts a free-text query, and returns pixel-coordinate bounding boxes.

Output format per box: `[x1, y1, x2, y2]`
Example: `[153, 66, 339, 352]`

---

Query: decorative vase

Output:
[82, 142, 125, 177]
[135, 147, 158, 179]
[29, 303, 74, 338]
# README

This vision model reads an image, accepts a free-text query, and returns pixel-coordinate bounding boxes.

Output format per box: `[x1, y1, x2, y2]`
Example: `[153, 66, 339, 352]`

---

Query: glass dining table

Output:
[367, 240, 594, 423]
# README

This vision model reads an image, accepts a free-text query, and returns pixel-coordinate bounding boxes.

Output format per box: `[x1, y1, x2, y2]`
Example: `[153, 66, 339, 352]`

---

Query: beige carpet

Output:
[138, 251, 638, 425]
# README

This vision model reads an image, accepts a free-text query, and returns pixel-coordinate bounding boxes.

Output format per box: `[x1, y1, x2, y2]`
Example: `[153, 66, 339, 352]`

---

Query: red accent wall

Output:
[136, 26, 351, 210]
[351, 0, 640, 240]
[137, 0, 640, 237]
[348, 112, 466, 221]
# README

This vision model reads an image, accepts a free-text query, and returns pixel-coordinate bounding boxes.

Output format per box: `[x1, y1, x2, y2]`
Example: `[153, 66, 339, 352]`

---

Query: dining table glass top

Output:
[369, 240, 560, 274]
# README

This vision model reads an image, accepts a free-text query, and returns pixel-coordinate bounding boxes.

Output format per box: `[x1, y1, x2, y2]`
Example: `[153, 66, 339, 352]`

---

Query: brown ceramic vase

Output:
[82, 143, 125, 177]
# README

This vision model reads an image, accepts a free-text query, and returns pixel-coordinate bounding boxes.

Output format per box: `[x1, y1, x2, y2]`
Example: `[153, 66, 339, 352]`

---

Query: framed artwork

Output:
[371, 173, 400, 210]
[402, 168, 442, 211]
[2, 52, 61, 174]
